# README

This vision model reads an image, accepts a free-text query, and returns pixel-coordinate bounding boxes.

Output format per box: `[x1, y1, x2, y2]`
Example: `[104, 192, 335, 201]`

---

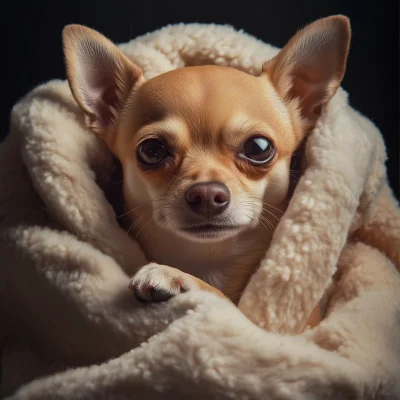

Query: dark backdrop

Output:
[4, 0, 399, 197]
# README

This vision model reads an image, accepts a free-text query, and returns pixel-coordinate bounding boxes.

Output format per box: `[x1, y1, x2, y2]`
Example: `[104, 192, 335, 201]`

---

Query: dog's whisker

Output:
[166, 173, 189, 187]
[163, 212, 177, 229]
[259, 207, 281, 223]
[259, 215, 276, 231]
[257, 218, 274, 237]
[135, 216, 155, 240]
[243, 212, 272, 240]
[238, 199, 283, 224]
[242, 203, 282, 222]
[166, 174, 182, 191]
[260, 201, 286, 214]
[127, 212, 150, 235]
[119, 192, 173, 219]
[244, 196, 285, 215]
[117, 204, 145, 219]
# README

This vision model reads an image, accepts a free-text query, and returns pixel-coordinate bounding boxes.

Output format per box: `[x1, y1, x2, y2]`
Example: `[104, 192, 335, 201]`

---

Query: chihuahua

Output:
[62, 16, 350, 327]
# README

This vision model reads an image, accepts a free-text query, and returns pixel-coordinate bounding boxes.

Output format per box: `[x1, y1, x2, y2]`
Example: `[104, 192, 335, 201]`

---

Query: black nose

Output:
[185, 182, 230, 217]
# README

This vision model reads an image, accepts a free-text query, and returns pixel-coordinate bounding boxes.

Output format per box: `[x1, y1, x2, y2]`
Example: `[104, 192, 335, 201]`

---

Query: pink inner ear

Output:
[83, 72, 120, 128]
[96, 85, 119, 126]
[286, 58, 335, 120]
[290, 70, 327, 117]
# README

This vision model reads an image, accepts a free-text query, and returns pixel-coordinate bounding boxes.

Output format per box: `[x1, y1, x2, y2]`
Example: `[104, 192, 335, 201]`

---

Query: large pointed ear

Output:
[62, 25, 144, 136]
[263, 15, 351, 128]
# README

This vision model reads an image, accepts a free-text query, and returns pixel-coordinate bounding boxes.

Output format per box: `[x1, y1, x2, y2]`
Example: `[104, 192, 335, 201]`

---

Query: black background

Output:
[4, 0, 399, 197]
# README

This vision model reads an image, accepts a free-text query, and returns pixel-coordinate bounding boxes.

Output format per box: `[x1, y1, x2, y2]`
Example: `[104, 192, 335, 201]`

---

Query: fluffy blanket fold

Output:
[1, 23, 400, 399]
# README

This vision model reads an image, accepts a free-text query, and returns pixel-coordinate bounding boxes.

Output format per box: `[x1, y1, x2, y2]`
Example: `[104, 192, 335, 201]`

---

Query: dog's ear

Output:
[62, 25, 143, 136]
[263, 15, 350, 127]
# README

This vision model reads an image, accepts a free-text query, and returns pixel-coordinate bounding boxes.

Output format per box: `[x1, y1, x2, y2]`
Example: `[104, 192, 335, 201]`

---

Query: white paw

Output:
[129, 263, 197, 303]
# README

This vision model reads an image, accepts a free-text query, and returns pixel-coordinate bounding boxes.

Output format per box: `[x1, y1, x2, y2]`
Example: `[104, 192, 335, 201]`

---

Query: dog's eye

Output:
[137, 139, 170, 166]
[240, 136, 275, 164]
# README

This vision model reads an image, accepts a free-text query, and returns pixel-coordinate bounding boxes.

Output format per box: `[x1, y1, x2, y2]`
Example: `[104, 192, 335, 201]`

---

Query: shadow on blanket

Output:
[1, 23, 399, 399]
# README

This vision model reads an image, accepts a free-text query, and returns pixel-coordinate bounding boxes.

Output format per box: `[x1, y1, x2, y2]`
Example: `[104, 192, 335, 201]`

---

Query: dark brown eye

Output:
[240, 136, 274, 164]
[137, 139, 171, 166]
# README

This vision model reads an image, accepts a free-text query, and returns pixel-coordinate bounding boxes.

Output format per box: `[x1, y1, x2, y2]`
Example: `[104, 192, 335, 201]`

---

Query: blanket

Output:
[1, 23, 400, 399]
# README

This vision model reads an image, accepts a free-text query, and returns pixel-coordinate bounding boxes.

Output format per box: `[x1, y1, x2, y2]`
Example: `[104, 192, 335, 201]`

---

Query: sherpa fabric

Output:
[1, 23, 400, 399]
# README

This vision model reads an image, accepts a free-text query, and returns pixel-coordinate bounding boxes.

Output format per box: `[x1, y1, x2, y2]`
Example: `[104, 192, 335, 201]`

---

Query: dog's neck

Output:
[128, 210, 280, 301]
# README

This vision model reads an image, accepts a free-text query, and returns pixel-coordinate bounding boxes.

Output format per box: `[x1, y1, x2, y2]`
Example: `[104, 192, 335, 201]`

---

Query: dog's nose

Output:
[185, 182, 230, 217]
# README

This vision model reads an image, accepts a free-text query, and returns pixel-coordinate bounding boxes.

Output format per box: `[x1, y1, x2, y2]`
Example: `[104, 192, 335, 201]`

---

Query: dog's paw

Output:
[129, 263, 199, 303]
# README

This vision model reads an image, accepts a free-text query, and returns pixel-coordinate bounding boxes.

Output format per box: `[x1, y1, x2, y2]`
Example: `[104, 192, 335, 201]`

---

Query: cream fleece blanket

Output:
[1, 23, 400, 399]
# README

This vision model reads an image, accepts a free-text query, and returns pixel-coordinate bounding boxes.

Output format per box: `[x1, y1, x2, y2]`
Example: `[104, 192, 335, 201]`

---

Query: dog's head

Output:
[63, 16, 350, 242]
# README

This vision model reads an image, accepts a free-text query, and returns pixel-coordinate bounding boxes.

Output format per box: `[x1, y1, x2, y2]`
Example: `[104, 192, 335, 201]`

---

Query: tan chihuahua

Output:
[63, 16, 350, 327]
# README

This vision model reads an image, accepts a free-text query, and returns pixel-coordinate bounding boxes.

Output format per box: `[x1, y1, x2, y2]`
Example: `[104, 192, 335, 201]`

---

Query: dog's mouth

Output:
[181, 223, 241, 239]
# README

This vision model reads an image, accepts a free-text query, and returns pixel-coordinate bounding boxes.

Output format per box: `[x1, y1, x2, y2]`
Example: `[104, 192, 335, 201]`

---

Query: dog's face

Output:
[63, 16, 350, 242]
[115, 66, 302, 241]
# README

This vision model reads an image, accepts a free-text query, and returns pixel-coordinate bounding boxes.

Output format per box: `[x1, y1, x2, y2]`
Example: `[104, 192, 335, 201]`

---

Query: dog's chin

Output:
[174, 224, 244, 242]
[154, 210, 258, 243]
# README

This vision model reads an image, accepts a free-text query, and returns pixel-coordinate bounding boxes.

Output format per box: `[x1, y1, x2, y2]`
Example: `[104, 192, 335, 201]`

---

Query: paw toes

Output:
[133, 286, 149, 303]
[129, 264, 192, 303]
[132, 285, 173, 303]
[149, 287, 172, 302]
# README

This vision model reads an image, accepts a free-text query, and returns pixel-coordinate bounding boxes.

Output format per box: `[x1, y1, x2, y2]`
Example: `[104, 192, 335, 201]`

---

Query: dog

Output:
[62, 15, 350, 327]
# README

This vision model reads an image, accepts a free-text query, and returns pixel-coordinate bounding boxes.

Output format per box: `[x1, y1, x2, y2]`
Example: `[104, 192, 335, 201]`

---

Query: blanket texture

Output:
[1, 23, 400, 399]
